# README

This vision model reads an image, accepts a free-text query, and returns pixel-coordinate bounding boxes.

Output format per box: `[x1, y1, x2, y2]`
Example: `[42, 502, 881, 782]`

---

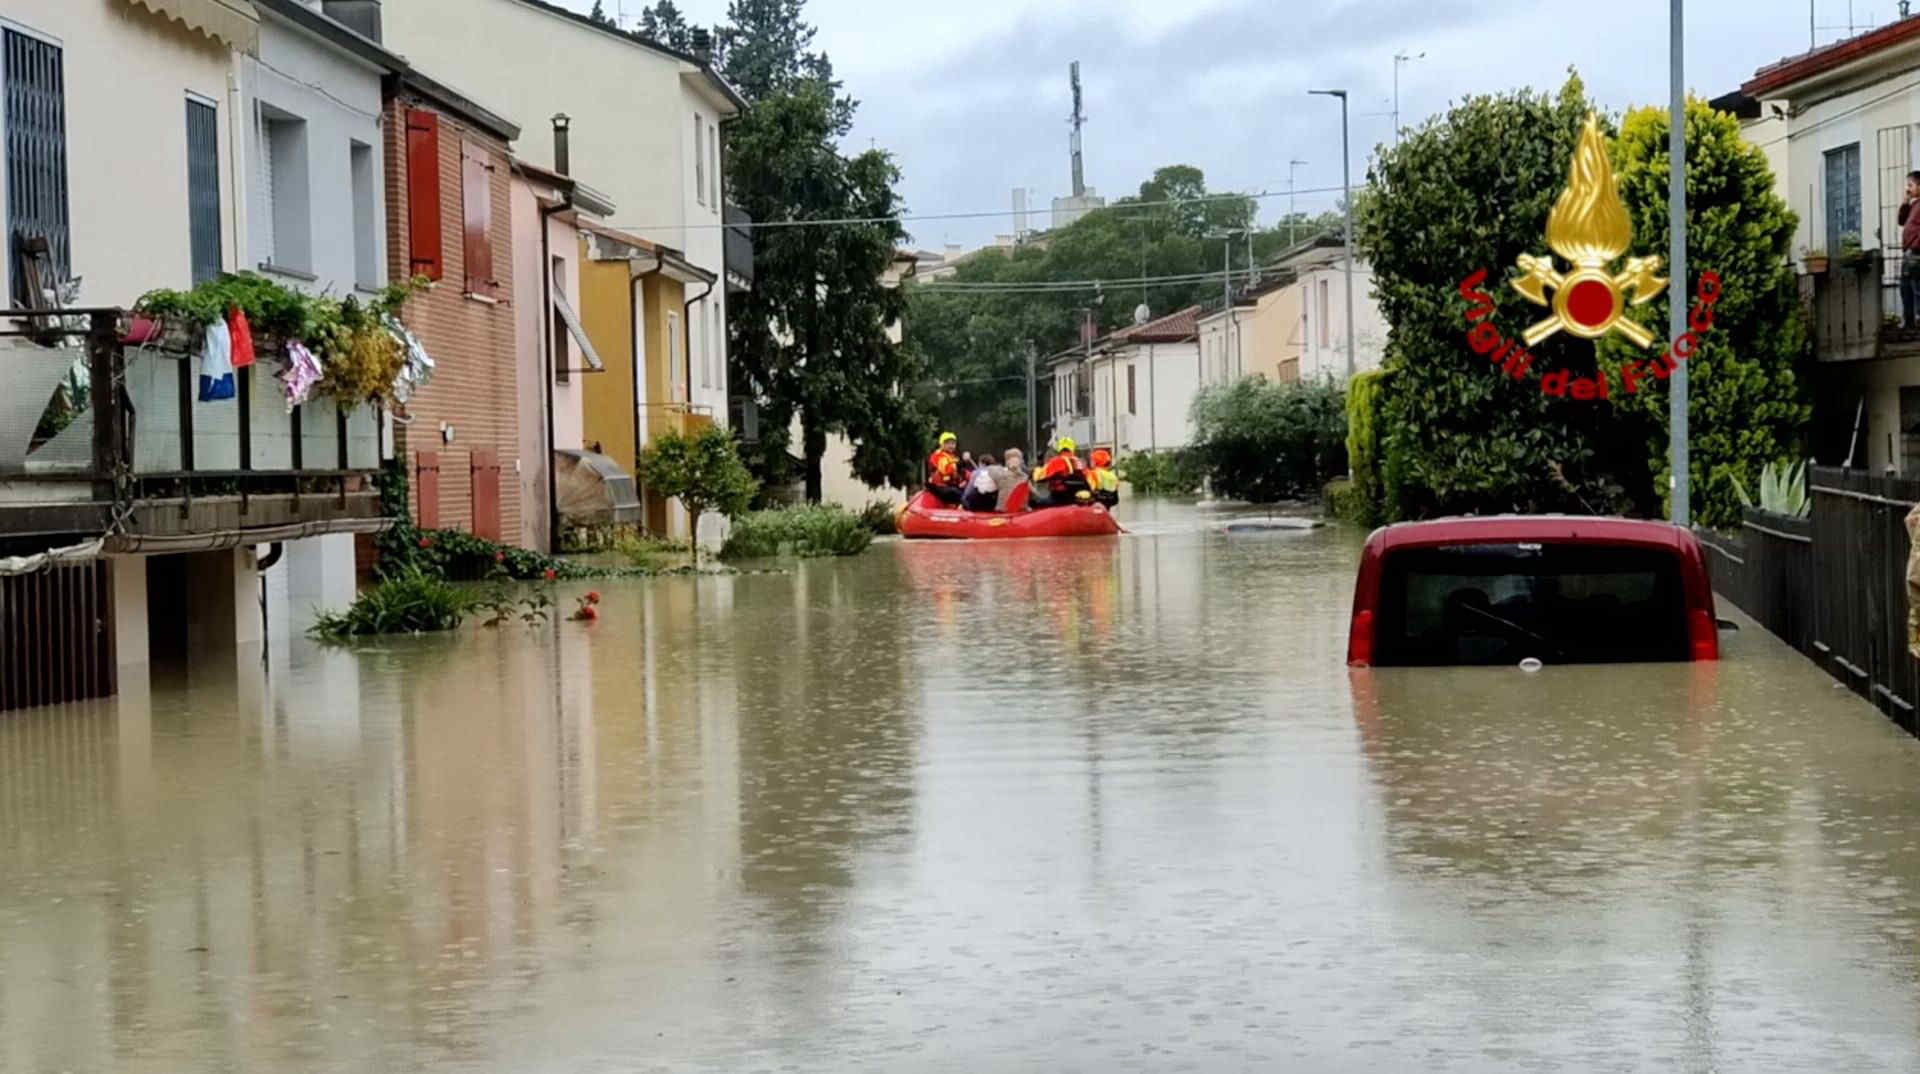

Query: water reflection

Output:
[6, 517, 1920, 1069]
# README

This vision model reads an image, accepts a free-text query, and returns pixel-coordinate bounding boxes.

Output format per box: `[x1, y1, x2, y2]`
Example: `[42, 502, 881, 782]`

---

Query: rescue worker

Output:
[1034, 437, 1092, 506]
[925, 432, 964, 505]
[1088, 448, 1120, 508]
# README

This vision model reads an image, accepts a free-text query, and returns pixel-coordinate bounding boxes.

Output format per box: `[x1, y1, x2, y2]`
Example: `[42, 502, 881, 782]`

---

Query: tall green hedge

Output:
[1341, 369, 1389, 526]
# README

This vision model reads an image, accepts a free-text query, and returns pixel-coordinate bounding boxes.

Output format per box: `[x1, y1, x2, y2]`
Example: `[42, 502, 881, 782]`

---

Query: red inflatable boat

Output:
[895, 489, 1123, 540]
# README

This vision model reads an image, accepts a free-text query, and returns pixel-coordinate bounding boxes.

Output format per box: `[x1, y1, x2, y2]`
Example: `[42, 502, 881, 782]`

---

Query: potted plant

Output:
[1838, 231, 1874, 269]
[1803, 246, 1830, 274]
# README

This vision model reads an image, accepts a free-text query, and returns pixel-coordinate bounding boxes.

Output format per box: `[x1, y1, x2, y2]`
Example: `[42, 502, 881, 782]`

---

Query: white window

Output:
[710, 123, 720, 211]
[694, 114, 705, 206]
[699, 302, 711, 389]
[1317, 279, 1330, 347]
[350, 140, 376, 287]
[258, 104, 311, 273]
[712, 303, 723, 390]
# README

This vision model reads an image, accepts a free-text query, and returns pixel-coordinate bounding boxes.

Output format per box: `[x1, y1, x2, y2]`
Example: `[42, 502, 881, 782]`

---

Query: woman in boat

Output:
[963, 453, 1002, 512]
[998, 448, 1027, 511]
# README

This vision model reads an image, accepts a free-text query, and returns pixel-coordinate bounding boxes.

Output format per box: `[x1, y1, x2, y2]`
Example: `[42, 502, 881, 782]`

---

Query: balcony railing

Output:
[1, 308, 388, 551]
[1805, 249, 1920, 362]
[724, 203, 753, 293]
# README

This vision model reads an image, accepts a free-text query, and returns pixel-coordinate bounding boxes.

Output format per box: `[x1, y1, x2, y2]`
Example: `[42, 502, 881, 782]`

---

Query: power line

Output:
[608, 185, 1350, 233]
[914, 268, 1267, 295]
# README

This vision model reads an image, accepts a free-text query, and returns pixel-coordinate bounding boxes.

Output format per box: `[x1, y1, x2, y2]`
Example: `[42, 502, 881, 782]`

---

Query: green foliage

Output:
[1324, 477, 1369, 525]
[612, 530, 685, 569]
[637, 425, 756, 552]
[1188, 379, 1349, 503]
[859, 498, 899, 535]
[309, 566, 470, 639]
[469, 582, 555, 629]
[1360, 72, 1806, 526]
[1343, 370, 1389, 527]
[1115, 448, 1204, 496]
[905, 175, 1331, 453]
[1605, 100, 1811, 529]
[1730, 459, 1810, 519]
[372, 459, 602, 581]
[720, 503, 874, 559]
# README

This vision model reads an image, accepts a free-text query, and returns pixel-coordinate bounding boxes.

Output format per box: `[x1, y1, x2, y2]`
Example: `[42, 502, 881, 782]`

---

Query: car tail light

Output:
[1688, 608, 1718, 661]
[1348, 609, 1375, 667]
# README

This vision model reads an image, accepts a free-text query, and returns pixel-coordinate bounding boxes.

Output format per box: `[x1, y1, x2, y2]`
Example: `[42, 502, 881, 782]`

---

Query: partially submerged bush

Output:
[860, 499, 900, 535]
[721, 504, 874, 560]
[1116, 448, 1205, 496]
[310, 567, 469, 638]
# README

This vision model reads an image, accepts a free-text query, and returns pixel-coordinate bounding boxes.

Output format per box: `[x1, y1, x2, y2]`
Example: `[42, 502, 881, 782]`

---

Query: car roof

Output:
[1364, 514, 1689, 553]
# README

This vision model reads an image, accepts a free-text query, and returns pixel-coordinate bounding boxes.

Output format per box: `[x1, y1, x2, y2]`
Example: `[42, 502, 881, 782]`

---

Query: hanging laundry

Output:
[387, 316, 435, 405]
[281, 341, 323, 411]
[198, 317, 234, 402]
[227, 306, 256, 369]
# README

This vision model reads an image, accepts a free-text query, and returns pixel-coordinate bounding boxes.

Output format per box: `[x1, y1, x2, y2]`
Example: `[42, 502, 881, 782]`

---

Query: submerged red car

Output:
[1347, 516, 1719, 667]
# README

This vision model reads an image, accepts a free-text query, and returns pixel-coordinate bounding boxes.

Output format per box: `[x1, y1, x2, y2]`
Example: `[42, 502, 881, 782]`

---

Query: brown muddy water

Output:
[6, 502, 1920, 1072]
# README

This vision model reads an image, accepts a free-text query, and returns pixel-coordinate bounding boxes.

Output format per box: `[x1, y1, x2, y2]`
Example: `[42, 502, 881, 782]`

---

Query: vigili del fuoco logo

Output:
[1456, 113, 1720, 399]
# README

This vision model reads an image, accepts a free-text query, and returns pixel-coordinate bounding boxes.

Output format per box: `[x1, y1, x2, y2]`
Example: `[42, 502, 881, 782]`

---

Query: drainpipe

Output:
[539, 114, 574, 554]
[683, 276, 715, 412]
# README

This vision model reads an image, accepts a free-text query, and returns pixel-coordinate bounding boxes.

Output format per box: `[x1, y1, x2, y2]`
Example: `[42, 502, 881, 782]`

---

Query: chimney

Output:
[320, 0, 382, 42]
[691, 27, 712, 61]
[552, 114, 571, 176]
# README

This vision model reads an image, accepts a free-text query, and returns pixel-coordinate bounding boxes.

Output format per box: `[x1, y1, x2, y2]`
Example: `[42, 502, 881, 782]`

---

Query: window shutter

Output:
[461, 140, 494, 295]
[406, 109, 442, 281]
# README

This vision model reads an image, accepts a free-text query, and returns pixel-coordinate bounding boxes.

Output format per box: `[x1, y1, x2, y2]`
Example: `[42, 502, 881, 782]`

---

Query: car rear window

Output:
[1373, 542, 1688, 666]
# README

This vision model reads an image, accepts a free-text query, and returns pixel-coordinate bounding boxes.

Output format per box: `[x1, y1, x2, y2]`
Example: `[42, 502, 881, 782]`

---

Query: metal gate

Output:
[1880, 125, 1912, 287]
[1, 562, 114, 713]
[4, 29, 70, 306]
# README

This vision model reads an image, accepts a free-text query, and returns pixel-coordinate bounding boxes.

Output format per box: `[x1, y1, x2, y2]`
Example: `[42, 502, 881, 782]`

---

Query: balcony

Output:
[1806, 250, 1920, 362]
[0, 309, 388, 555]
[724, 203, 753, 293]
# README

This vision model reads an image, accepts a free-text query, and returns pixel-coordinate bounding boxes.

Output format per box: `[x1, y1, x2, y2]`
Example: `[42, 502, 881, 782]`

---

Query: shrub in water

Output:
[310, 566, 471, 639]
[720, 504, 874, 560]
[860, 499, 899, 536]
[1116, 449, 1205, 496]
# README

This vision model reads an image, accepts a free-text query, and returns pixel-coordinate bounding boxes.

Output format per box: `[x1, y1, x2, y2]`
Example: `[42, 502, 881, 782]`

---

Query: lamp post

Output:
[1392, 50, 1424, 148]
[1288, 158, 1307, 245]
[1310, 88, 1357, 381]
[1669, 0, 1689, 525]
[1206, 228, 1246, 380]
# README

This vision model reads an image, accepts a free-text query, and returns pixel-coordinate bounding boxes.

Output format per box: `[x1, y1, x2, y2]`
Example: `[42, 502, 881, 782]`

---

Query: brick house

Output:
[381, 68, 522, 539]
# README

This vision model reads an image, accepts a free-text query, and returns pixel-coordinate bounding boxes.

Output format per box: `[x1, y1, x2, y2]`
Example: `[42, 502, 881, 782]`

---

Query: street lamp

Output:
[1310, 88, 1357, 382]
[1392, 50, 1424, 148]
[1288, 158, 1307, 246]
[1206, 228, 1247, 380]
[1668, 0, 1689, 524]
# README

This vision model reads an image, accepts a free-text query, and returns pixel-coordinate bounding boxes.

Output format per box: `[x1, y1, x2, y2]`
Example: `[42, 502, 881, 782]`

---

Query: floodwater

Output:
[8, 502, 1920, 1071]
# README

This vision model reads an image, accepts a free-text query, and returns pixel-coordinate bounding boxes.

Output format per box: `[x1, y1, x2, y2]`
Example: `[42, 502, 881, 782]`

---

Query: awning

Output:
[551, 288, 605, 373]
[125, 0, 260, 53]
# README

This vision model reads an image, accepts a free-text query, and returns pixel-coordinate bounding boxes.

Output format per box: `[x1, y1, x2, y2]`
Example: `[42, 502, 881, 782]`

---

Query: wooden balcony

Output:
[0, 309, 389, 556]
[1806, 251, 1920, 362]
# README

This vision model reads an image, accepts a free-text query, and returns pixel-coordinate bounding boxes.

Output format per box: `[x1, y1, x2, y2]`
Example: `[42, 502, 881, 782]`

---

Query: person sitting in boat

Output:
[998, 448, 1028, 510]
[1034, 438, 1092, 506]
[1088, 448, 1120, 508]
[963, 453, 1002, 512]
[925, 432, 964, 505]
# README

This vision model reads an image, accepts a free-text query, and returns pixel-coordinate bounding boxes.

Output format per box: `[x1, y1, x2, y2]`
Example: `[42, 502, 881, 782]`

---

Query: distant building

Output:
[1049, 306, 1203, 455]
[1052, 190, 1106, 230]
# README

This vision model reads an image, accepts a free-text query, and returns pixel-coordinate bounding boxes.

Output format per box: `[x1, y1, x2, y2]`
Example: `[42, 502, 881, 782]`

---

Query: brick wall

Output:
[383, 94, 521, 541]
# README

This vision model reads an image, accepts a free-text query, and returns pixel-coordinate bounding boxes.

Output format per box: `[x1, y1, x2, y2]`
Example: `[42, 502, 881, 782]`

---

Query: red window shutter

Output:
[470, 448, 501, 541]
[414, 450, 441, 530]
[461, 140, 494, 295]
[406, 109, 443, 282]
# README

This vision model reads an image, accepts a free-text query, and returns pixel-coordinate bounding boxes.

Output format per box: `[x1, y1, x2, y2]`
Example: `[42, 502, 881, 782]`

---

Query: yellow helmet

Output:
[1057, 437, 1076, 453]
[939, 431, 957, 445]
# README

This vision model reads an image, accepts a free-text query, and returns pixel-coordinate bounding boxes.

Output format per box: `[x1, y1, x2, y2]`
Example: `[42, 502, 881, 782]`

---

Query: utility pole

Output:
[1026, 341, 1038, 462]
[1392, 51, 1424, 149]
[1290, 159, 1305, 245]
[1669, 0, 1689, 525]
[1069, 62, 1087, 199]
[1312, 88, 1356, 381]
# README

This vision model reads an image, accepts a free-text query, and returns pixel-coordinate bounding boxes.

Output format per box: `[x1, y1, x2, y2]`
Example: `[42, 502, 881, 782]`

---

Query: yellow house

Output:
[577, 222, 719, 535]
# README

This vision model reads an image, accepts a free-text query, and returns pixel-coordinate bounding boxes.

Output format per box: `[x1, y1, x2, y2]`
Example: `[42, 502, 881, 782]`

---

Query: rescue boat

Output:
[895, 488, 1123, 540]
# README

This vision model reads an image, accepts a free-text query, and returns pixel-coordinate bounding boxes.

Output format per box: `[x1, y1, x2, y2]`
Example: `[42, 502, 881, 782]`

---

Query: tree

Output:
[1360, 72, 1666, 520]
[1605, 99, 1809, 528]
[587, 1, 614, 27]
[637, 424, 756, 557]
[636, 1, 694, 51]
[1358, 70, 1807, 527]
[1189, 379, 1348, 502]
[722, 4, 927, 500]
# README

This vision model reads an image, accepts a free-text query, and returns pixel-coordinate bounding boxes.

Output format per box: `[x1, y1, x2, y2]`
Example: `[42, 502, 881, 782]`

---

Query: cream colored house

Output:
[383, 0, 747, 543]
[1733, 16, 1920, 471]
[1051, 306, 1203, 455]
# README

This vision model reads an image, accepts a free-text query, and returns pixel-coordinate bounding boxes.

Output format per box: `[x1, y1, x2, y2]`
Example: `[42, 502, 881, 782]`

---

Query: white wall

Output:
[382, 0, 733, 416]
[1298, 262, 1386, 384]
[0, 2, 237, 306]
[1060, 341, 1201, 454]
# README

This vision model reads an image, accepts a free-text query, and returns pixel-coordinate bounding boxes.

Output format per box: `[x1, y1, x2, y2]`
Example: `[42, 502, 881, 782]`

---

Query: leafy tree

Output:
[1604, 99, 1809, 528]
[587, 1, 614, 27]
[717, 0, 853, 133]
[724, 57, 928, 498]
[1360, 72, 1662, 519]
[637, 424, 756, 557]
[636, 1, 694, 50]
[1189, 379, 1348, 502]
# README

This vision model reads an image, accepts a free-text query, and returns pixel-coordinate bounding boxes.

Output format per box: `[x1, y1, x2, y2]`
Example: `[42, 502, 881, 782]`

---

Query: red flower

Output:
[418, 536, 433, 549]
[586, 591, 601, 604]
[580, 605, 598, 621]
[494, 551, 506, 564]
[542, 568, 557, 581]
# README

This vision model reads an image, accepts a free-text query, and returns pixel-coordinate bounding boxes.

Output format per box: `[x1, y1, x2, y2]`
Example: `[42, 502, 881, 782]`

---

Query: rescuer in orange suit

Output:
[1088, 448, 1120, 508]
[925, 432, 964, 505]
[1034, 437, 1092, 507]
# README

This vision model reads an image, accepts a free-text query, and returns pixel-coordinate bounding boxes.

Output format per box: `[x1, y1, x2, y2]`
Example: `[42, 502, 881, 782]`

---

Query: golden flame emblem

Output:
[1512, 113, 1665, 347]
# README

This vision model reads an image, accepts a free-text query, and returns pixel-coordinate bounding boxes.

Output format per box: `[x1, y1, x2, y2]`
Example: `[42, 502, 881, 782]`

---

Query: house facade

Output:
[1050, 306, 1202, 456]
[381, 0, 748, 543]
[1736, 16, 1920, 471]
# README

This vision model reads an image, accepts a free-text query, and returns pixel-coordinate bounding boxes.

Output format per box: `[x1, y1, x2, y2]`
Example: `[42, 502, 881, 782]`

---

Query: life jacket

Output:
[1044, 452, 1087, 494]
[926, 449, 960, 487]
[1090, 468, 1119, 493]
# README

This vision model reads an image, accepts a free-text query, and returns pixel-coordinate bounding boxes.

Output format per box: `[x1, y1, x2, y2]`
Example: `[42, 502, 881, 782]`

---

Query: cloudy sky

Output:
[556, 0, 1876, 250]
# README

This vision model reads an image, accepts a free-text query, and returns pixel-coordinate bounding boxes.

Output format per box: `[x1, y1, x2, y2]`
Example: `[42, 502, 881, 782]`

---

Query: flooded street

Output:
[9, 503, 1920, 1071]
